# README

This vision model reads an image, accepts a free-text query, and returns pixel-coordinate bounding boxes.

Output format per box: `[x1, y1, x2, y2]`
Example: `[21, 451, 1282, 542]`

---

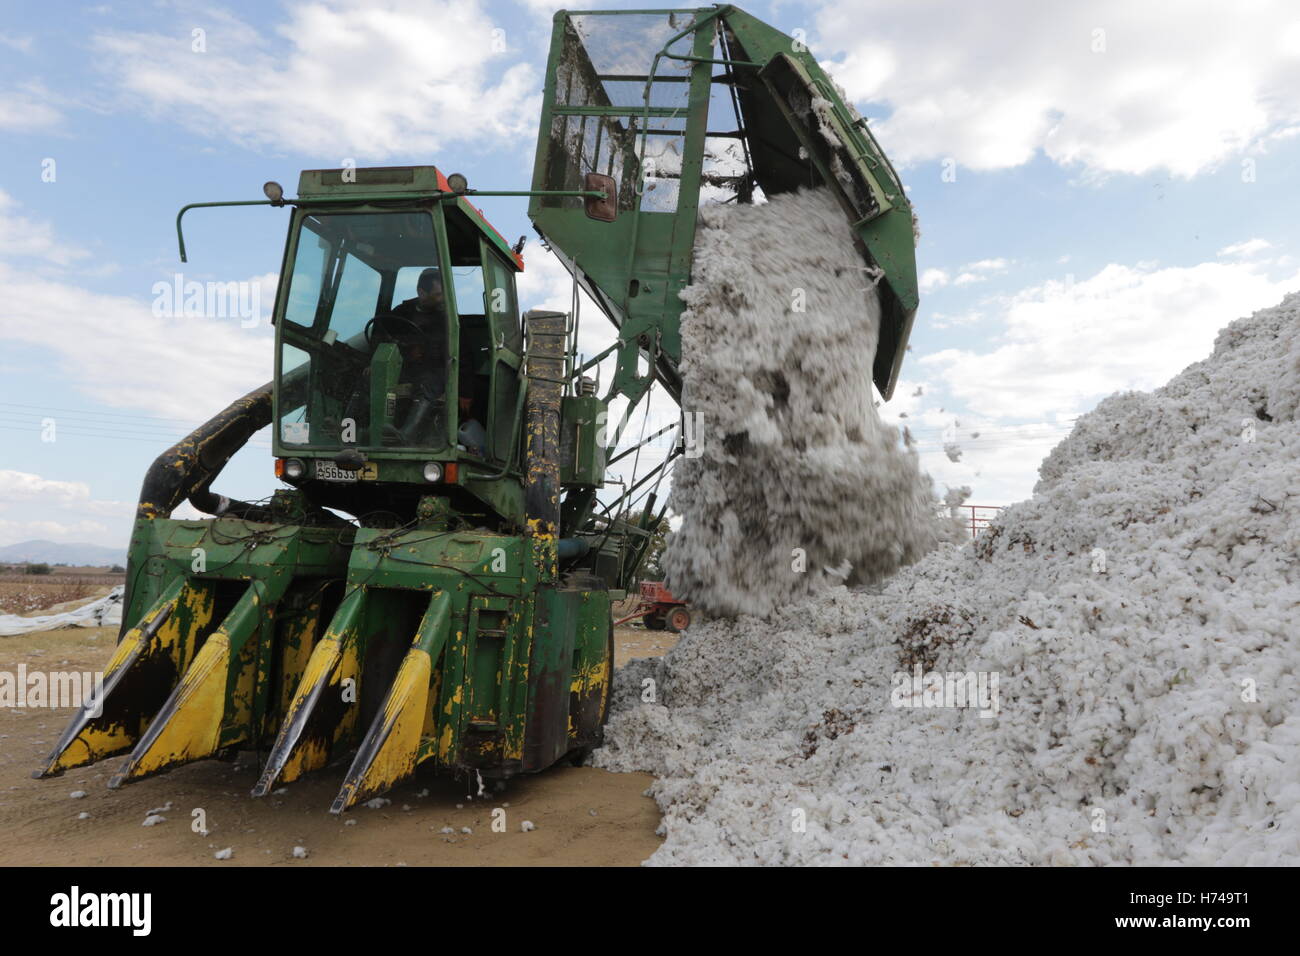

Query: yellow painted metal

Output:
[273, 595, 324, 728]
[567, 655, 609, 736]
[252, 588, 365, 794]
[108, 581, 272, 786]
[112, 632, 235, 780]
[36, 577, 214, 776]
[331, 591, 451, 812]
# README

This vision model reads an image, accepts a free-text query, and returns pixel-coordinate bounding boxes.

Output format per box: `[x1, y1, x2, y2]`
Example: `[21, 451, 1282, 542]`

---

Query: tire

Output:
[642, 612, 667, 631]
[666, 607, 691, 633]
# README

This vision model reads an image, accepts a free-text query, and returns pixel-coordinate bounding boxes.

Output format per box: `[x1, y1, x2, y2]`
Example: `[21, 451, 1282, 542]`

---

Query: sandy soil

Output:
[0, 621, 677, 866]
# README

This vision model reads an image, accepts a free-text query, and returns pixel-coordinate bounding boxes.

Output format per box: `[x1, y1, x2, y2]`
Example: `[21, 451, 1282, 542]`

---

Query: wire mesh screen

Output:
[542, 12, 702, 213]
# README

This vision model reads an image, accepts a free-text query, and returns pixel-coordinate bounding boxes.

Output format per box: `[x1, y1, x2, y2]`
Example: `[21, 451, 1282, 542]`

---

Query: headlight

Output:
[422, 462, 443, 483]
[283, 458, 305, 479]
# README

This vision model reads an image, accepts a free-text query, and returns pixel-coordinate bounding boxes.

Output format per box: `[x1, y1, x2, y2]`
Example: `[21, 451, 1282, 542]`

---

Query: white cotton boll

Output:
[141, 814, 165, 827]
[292, 846, 308, 859]
[663, 188, 944, 619]
[214, 848, 233, 860]
[597, 288, 1300, 866]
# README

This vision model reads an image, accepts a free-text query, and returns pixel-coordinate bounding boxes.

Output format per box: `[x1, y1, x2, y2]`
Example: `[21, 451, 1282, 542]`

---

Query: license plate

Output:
[314, 461, 358, 483]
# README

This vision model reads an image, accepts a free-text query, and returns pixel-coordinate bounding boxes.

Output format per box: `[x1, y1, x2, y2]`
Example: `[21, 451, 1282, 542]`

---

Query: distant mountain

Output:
[0, 540, 127, 567]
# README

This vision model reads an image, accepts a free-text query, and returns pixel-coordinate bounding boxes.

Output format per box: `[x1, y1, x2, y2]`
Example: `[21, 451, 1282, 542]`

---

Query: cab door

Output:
[480, 241, 523, 464]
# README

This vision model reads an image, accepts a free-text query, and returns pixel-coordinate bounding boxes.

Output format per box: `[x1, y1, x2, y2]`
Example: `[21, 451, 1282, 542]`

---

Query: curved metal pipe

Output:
[136, 382, 273, 521]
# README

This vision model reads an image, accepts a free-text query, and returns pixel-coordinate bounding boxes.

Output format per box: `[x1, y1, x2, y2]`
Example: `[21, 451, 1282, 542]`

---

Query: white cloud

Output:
[514, 0, 595, 9]
[0, 471, 92, 506]
[1218, 238, 1272, 258]
[0, 260, 273, 420]
[817, 0, 1300, 177]
[0, 518, 113, 545]
[919, 267, 949, 292]
[920, 257, 1300, 420]
[0, 471, 130, 516]
[0, 191, 88, 265]
[929, 309, 985, 330]
[0, 193, 272, 419]
[925, 258, 1008, 290]
[0, 471, 132, 547]
[0, 83, 62, 132]
[0, 33, 33, 54]
[0, 188, 274, 419]
[93, 0, 540, 158]
[880, 376, 1082, 505]
[945, 258, 1011, 287]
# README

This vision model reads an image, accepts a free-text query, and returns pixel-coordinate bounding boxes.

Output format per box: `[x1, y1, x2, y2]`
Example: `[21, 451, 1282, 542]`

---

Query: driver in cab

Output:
[370, 267, 447, 444]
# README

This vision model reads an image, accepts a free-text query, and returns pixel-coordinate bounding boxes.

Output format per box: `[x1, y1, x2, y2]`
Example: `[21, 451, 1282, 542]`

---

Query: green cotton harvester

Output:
[36, 5, 917, 811]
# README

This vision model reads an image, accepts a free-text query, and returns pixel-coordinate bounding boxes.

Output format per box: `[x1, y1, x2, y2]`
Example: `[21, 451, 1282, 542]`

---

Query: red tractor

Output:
[614, 580, 692, 633]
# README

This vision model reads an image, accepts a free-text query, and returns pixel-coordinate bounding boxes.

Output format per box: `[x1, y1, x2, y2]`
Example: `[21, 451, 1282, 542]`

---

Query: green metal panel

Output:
[560, 394, 607, 486]
[529, 9, 716, 410]
[719, 8, 917, 398]
[294, 165, 523, 270]
[524, 586, 576, 770]
[527, 6, 919, 401]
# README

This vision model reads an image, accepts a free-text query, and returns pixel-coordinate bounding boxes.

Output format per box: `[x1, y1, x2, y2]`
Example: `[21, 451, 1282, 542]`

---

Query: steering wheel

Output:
[364, 313, 427, 347]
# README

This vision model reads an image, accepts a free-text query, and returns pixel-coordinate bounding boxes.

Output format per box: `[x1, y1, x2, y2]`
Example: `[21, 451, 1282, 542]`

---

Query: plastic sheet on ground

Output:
[0, 586, 124, 637]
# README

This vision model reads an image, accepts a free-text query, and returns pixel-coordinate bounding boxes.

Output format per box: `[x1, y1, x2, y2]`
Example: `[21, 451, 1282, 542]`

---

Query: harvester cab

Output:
[273, 167, 527, 505]
[36, 5, 917, 812]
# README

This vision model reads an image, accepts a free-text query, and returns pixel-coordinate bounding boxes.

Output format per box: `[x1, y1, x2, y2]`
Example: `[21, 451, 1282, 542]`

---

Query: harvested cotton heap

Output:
[662, 188, 948, 618]
[597, 293, 1300, 865]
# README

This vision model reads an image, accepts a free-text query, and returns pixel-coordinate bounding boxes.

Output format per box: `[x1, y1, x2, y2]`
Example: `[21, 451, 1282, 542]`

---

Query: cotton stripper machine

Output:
[36, 5, 918, 811]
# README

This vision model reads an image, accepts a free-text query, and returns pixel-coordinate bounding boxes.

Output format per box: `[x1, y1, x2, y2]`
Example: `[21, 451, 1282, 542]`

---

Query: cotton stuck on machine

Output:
[36, 5, 918, 811]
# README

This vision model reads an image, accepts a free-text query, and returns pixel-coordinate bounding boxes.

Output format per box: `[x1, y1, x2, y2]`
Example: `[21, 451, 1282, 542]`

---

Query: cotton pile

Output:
[598, 285, 1300, 866]
[661, 188, 945, 617]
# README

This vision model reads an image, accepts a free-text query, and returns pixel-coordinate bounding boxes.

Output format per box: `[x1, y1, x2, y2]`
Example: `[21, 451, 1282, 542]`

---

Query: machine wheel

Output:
[642, 611, 667, 631]
[666, 606, 692, 633]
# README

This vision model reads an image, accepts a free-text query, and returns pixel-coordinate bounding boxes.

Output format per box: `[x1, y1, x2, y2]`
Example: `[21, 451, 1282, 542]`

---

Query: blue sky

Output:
[3, 0, 1300, 550]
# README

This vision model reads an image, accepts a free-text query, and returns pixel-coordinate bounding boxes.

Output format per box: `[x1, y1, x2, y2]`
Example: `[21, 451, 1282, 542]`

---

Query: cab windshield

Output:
[277, 210, 451, 450]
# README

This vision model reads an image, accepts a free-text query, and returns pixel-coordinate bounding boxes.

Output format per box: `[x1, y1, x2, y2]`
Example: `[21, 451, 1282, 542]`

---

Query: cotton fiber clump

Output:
[597, 293, 1300, 866]
[662, 188, 946, 617]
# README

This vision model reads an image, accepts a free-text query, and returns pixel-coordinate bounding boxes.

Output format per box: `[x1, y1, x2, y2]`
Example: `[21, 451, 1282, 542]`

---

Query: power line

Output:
[0, 400, 205, 426]
[0, 423, 271, 449]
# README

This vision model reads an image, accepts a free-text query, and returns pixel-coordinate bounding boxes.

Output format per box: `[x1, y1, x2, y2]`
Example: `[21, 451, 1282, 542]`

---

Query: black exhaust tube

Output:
[136, 382, 273, 521]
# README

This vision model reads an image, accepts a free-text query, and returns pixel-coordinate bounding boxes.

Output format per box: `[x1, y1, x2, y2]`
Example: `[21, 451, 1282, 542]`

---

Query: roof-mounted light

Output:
[263, 181, 285, 204]
[446, 173, 469, 194]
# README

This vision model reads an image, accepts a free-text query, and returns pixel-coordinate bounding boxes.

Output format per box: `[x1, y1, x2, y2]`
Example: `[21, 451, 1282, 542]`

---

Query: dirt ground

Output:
[0, 572, 123, 616]
[0, 619, 677, 867]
